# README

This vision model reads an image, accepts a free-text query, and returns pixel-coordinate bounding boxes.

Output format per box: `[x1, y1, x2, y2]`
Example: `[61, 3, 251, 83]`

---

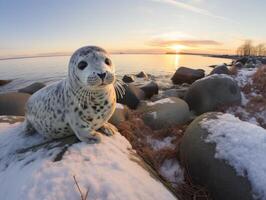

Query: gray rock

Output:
[185, 75, 241, 115]
[236, 57, 249, 65]
[260, 58, 266, 64]
[234, 62, 243, 69]
[244, 63, 256, 68]
[180, 112, 253, 200]
[0, 80, 12, 86]
[18, 82, 46, 94]
[210, 64, 230, 75]
[151, 88, 189, 101]
[122, 75, 135, 83]
[142, 97, 190, 130]
[0, 92, 31, 116]
[171, 67, 205, 84]
[136, 71, 148, 79]
[140, 81, 159, 99]
[109, 104, 130, 126]
[117, 83, 145, 109]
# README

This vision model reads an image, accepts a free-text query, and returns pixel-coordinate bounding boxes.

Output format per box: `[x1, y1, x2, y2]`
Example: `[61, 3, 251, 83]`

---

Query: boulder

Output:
[122, 75, 135, 83]
[0, 80, 12, 86]
[171, 67, 205, 84]
[229, 62, 243, 75]
[244, 63, 256, 68]
[210, 64, 230, 75]
[151, 88, 189, 101]
[0, 115, 24, 124]
[260, 58, 266, 64]
[236, 57, 249, 65]
[18, 82, 45, 94]
[180, 112, 262, 200]
[0, 92, 31, 116]
[140, 81, 159, 99]
[109, 104, 130, 126]
[142, 97, 190, 130]
[185, 74, 241, 115]
[136, 71, 148, 79]
[234, 62, 243, 69]
[117, 83, 145, 109]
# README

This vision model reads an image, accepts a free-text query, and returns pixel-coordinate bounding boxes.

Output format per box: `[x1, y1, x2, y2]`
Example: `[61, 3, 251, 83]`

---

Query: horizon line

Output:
[0, 51, 236, 61]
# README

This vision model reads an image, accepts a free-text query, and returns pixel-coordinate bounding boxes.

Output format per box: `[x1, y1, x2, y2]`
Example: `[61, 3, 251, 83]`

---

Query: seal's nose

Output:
[97, 72, 106, 81]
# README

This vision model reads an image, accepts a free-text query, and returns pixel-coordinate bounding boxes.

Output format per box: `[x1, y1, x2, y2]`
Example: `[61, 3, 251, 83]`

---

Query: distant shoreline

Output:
[0, 52, 235, 61]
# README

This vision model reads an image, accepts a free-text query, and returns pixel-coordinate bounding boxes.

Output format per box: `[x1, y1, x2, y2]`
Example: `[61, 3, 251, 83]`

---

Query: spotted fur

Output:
[24, 46, 117, 143]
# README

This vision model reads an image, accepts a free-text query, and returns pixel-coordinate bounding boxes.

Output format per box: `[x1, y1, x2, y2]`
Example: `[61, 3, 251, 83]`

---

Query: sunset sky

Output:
[1, 0, 266, 58]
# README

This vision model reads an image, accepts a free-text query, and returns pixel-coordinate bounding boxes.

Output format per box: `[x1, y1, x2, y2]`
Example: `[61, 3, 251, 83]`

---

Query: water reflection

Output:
[0, 54, 231, 81]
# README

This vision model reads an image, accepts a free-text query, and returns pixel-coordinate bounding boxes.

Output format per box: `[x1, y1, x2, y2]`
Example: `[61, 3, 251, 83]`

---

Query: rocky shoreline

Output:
[0, 56, 265, 200]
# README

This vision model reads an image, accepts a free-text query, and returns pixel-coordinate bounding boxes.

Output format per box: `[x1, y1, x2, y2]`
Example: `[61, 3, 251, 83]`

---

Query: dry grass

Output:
[117, 111, 211, 200]
[220, 65, 266, 128]
[73, 175, 90, 200]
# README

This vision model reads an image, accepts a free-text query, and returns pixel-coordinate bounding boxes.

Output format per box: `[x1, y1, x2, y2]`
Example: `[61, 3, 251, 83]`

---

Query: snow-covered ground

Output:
[0, 119, 177, 200]
[222, 67, 265, 128]
[201, 113, 266, 199]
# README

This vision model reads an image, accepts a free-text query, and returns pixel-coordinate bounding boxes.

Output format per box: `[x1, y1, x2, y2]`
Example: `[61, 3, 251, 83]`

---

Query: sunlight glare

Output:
[170, 44, 186, 53]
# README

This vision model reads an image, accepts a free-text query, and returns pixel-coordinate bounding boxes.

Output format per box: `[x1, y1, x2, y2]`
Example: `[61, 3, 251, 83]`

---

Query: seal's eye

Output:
[105, 58, 112, 66]
[77, 61, 88, 70]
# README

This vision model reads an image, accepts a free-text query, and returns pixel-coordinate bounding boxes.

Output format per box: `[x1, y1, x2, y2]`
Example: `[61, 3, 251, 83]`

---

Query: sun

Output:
[170, 44, 186, 53]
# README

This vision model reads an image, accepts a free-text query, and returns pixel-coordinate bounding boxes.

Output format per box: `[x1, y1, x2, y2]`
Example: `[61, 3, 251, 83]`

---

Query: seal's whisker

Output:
[114, 79, 126, 99]
[115, 84, 123, 99]
[117, 80, 126, 95]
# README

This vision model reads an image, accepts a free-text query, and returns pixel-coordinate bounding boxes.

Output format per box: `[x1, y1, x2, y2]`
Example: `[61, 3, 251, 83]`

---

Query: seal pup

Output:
[24, 46, 123, 143]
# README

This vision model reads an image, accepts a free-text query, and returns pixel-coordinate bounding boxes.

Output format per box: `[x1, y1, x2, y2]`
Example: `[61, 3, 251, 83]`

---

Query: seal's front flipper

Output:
[98, 122, 117, 136]
[75, 130, 101, 144]
[69, 121, 101, 143]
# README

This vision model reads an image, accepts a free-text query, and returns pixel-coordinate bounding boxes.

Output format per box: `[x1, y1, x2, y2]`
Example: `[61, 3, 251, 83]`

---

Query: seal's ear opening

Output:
[77, 61, 88, 70]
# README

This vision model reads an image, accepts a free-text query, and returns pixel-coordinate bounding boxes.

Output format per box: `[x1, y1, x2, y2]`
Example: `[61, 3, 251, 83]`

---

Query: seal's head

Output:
[68, 46, 115, 89]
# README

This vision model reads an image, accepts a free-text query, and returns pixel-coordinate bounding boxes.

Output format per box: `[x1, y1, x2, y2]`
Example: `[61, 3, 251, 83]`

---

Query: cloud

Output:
[147, 0, 233, 21]
[149, 38, 222, 47]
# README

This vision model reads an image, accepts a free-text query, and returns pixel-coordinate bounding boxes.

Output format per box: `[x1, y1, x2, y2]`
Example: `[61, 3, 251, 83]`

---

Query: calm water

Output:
[0, 54, 231, 92]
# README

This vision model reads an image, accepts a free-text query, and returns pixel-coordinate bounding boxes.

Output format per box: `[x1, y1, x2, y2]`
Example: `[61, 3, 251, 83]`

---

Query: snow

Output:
[147, 136, 175, 151]
[160, 159, 184, 186]
[225, 67, 266, 127]
[116, 103, 124, 109]
[233, 68, 256, 87]
[147, 98, 175, 106]
[240, 92, 249, 106]
[200, 113, 266, 199]
[0, 121, 177, 200]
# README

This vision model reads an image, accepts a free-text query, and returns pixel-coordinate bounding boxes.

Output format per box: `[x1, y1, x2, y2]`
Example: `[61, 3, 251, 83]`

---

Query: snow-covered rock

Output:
[180, 112, 266, 200]
[185, 74, 241, 114]
[142, 97, 190, 130]
[0, 117, 177, 200]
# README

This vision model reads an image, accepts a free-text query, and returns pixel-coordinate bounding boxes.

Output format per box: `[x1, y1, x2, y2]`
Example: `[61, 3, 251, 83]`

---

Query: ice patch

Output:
[201, 113, 266, 199]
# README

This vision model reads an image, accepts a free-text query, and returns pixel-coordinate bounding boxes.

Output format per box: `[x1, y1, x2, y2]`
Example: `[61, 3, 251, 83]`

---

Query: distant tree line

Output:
[236, 40, 266, 56]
